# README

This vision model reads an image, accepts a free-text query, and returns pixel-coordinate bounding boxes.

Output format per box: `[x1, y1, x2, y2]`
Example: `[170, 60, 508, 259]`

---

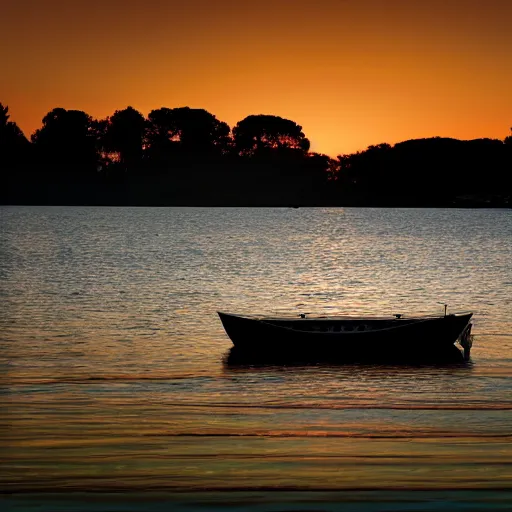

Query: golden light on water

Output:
[2, 207, 512, 500]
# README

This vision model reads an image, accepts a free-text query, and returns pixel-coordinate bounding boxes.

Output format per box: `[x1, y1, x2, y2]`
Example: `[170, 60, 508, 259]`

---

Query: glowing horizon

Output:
[2, 0, 511, 156]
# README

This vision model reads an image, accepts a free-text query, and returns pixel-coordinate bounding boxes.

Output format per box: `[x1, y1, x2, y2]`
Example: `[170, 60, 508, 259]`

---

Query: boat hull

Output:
[218, 312, 473, 361]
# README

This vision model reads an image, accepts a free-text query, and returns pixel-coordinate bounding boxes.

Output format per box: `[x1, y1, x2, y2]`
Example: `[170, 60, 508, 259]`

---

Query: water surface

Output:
[2, 207, 511, 510]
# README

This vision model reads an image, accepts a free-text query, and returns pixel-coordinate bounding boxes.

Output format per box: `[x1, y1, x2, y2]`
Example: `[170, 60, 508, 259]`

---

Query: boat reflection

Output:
[223, 343, 468, 369]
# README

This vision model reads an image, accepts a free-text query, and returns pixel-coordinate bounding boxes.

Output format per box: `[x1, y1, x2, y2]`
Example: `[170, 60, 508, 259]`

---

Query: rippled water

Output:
[2, 206, 511, 511]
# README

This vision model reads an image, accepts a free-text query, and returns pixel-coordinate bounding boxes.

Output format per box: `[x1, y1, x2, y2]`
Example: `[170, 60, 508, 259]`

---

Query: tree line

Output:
[1, 102, 510, 206]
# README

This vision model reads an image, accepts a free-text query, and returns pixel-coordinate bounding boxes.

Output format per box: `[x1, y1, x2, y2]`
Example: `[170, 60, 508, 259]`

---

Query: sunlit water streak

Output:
[1, 206, 511, 510]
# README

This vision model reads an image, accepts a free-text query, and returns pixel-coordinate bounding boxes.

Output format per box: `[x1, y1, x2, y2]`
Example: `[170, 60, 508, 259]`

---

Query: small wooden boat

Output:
[218, 311, 473, 361]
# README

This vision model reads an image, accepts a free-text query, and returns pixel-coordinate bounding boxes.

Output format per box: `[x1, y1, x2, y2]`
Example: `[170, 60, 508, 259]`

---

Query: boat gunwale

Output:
[217, 311, 473, 322]
[218, 311, 473, 337]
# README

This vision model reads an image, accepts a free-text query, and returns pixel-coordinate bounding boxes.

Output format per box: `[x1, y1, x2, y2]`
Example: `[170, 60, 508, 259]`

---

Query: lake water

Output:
[1, 206, 511, 511]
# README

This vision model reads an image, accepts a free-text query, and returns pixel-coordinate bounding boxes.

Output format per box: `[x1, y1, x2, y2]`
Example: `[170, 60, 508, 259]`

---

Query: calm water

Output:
[2, 207, 511, 511]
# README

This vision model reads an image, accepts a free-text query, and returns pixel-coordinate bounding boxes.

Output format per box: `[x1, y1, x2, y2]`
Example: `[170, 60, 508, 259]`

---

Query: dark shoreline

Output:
[3, 177, 510, 208]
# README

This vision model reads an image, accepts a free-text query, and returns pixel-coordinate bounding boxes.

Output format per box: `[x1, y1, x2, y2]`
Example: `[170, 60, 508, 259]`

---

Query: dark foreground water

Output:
[1, 207, 511, 511]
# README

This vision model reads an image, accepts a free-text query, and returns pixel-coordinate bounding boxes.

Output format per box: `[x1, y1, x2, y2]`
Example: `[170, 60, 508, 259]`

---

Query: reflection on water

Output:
[1, 206, 511, 510]
[223, 344, 467, 367]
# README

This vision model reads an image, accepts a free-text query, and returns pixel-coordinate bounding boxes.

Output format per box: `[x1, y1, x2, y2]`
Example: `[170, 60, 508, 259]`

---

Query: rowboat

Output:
[218, 311, 473, 362]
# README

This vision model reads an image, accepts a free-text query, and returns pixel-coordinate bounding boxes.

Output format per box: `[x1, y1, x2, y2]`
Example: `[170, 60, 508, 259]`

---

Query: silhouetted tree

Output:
[232, 115, 310, 157]
[102, 106, 147, 172]
[303, 152, 337, 182]
[146, 107, 231, 167]
[31, 107, 100, 173]
[505, 127, 512, 146]
[3, 100, 510, 206]
[336, 143, 394, 201]
[89, 118, 111, 172]
[336, 136, 511, 205]
[0, 103, 30, 172]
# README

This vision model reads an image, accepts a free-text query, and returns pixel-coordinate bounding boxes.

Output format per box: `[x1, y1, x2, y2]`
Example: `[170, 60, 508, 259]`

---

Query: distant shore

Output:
[2, 103, 510, 208]
[3, 174, 510, 208]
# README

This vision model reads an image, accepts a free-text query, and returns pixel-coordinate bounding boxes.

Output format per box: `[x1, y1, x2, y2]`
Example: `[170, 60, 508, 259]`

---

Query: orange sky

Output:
[2, 0, 511, 156]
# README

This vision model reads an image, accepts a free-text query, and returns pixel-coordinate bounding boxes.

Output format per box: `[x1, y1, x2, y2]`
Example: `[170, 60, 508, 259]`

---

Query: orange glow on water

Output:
[2, 0, 511, 155]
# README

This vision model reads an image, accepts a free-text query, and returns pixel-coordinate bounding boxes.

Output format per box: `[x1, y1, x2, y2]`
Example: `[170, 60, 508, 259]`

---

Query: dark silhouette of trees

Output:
[337, 143, 393, 200]
[146, 107, 231, 169]
[232, 115, 310, 157]
[102, 106, 147, 172]
[1, 100, 510, 206]
[31, 108, 100, 173]
[228, 115, 331, 205]
[0, 103, 30, 172]
[336, 137, 511, 206]
[505, 127, 512, 146]
[303, 153, 337, 182]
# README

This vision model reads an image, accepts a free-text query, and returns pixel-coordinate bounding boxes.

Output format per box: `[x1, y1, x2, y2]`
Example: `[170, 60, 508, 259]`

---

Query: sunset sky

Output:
[2, 0, 511, 156]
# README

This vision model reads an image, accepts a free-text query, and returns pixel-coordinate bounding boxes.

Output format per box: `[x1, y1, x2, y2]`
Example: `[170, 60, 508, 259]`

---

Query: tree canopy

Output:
[146, 107, 230, 167]
[102, 106, 147, 170]
[232, 115, 310, 156]
[0, 103, 30, 171]
[31, 108, 99, 172]
[1, 100, 510, 206]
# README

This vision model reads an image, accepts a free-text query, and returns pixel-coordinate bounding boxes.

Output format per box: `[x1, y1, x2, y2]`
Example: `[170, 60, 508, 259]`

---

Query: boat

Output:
[218, 310, 473, 362]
